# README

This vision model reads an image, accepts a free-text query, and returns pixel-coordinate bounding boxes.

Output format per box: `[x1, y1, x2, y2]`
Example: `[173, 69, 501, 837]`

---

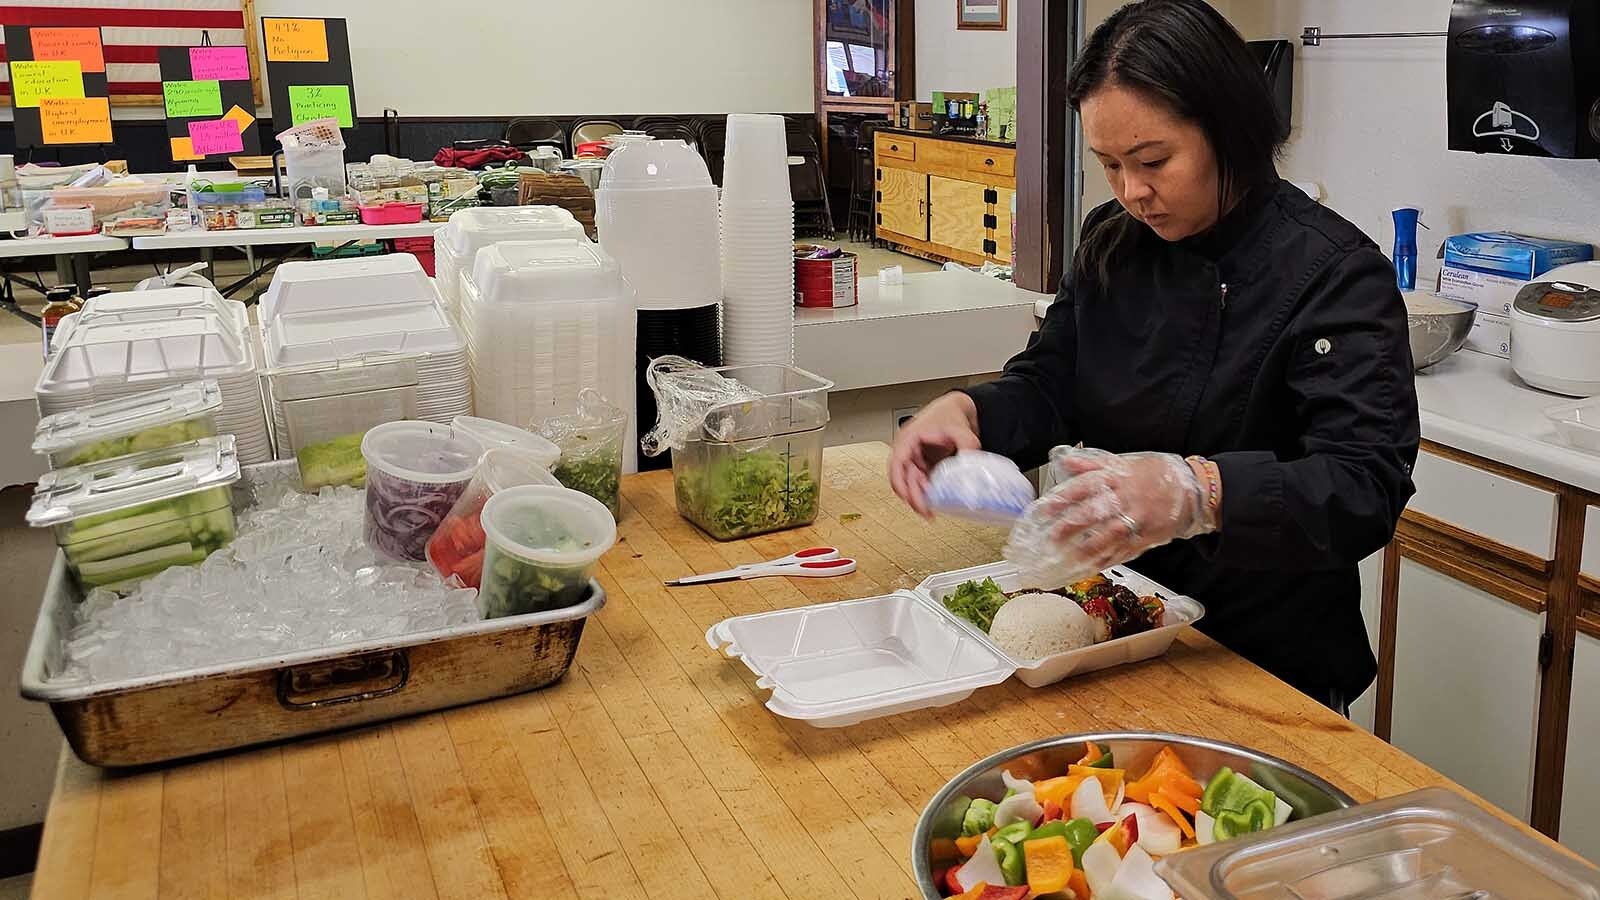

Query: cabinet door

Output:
[1389, 559, 1542, 821]
[1562, 631, 1600, 863]
[876, 166, 927, 241]
[928, 175, 988, 257]
[1350, 549, 1386, 733]
[992, 187, 1015, 264]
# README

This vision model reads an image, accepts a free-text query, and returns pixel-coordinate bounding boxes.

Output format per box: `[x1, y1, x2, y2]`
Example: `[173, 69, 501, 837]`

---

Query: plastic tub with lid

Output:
[261, 285, 461, 368]
[360, 421, 483, 562]
[33, 380, 222, 468]
[26, 435, 241, 592]
[459, 239, 637, 471]
[436, 206, 588, 317]
[477, 485, 616, 619]
[450, 416, 560, 468]
[38, 314, 257, 401]
[425, 447, 562, 588]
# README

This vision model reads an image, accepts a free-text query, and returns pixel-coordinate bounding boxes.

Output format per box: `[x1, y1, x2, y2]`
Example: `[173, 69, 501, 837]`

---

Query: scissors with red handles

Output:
[665, 547, 857, 585]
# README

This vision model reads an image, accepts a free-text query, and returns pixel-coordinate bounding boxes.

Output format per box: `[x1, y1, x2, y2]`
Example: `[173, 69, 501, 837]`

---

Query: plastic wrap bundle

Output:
[533, 389, 628, 518]
[925, 451, 1036, 526]
[640, 356, 762, 457]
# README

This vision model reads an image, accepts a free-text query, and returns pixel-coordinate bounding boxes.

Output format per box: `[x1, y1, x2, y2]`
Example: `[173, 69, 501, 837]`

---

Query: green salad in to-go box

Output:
[27, 435, 242, 593]
[32, 380, 222, 468]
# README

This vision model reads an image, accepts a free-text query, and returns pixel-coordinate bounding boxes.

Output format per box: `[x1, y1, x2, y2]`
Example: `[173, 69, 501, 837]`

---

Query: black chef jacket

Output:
[962, 179, 1420, 702]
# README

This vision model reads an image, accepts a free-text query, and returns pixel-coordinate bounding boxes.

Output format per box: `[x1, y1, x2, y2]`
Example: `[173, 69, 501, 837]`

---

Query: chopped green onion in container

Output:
[477, 485, 616, 619]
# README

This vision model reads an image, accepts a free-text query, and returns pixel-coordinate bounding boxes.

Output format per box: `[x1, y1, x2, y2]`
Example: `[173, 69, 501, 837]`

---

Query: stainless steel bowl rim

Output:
[909, 730, 1357, 898]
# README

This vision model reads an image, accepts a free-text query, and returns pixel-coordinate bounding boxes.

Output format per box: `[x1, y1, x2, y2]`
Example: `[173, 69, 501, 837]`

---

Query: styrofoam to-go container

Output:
[450, 415, 560, 468]
[33, 380, 222, 468]
[459, 239, 638, 472]
[360, 421, 483, 562]
[1545, 396, 1600, 454]
[477, 485, 616, 619]
[707, 561, 1204, 727]
[259, 254, 439, 326]
[435, 206, 588, 319]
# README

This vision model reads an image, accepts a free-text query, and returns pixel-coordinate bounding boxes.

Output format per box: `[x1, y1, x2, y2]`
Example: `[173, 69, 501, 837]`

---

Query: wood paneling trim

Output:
[1397, 511, 1553, 600]
[1531, 489, 1589, 837]
[1395, 535, 1549, 615]
[1376, 540, 1402, 743]
[876, 231, 988, 267]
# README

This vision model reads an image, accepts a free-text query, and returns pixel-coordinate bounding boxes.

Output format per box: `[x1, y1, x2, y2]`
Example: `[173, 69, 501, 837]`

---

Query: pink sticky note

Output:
[188, 118, 244, 155]
[189, 46, 249, 81]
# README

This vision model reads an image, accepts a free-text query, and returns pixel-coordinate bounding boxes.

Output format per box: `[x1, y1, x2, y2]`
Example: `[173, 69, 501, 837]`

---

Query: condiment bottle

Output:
[40, 285, 82, 359]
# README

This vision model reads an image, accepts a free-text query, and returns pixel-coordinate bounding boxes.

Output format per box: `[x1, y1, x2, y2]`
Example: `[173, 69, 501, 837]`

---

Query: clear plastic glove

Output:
[1004, 446, 1216, 588]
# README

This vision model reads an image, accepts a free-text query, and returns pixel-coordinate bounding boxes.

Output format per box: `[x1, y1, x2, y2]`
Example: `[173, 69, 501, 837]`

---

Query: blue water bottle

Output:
[1391, 207, 1425, 291]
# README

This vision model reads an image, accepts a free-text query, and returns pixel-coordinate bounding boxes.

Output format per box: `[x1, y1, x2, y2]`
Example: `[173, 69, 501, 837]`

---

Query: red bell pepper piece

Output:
[944, 866, 965, 896]
[975, 886, 1029, 900]
[1041, 800, 1063, 823]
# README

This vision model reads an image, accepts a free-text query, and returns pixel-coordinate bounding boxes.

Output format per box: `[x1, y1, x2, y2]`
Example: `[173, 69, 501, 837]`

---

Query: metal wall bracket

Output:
[1301, 25, 1447, 47]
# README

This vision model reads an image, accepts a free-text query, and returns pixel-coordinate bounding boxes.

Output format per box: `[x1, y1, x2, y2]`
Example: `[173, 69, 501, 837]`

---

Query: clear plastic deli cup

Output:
[361, 421, 483, 561]
[477, 485, 616, 619]
[450, 416, 561, 468]
[425, 447, 562, 589]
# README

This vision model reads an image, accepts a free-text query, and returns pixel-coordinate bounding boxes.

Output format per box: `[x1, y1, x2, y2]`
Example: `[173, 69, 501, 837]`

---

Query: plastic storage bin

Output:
[361, 421, 483, 561]
[269, 356, 420, 490]
[33, 380, 222, 468]
[26, 436, 242, 592]
[358, 201, 425, 225]
[478, 485, 616, 619]
[1545, 396, 1600, 454]
[435, 206, 588, 319]
[672, 364, 832, 540]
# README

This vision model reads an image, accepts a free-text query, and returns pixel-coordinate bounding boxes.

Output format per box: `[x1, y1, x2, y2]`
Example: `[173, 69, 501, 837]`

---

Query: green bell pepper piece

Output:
[1026, 821, 1070, 842]
[1088, 750, 1115, 768]
[991, 837, 1026, 887]
[993, 821, 1033, 846]
[962, 798, 999, 836]
[1055, 818, 1099, 867]
[1212, 797, 1276, 840]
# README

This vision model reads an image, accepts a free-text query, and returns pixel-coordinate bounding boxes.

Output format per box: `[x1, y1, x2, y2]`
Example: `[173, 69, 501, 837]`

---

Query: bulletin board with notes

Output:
[3, 25, 114, 148]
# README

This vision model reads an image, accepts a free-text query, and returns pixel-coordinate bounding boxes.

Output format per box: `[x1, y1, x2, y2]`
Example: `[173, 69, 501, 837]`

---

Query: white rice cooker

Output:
[1510, 261, 1600, 397]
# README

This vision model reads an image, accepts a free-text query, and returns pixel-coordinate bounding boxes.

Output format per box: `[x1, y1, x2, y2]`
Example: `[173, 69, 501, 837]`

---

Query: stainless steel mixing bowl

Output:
[911, 732, 1356, 899]
[1407, 297, 1477, 370]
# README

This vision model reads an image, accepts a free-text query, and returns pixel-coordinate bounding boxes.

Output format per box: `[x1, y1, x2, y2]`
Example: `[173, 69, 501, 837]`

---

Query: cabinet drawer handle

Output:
[891, 144, 900, 151]
[984, 158, 995, 166]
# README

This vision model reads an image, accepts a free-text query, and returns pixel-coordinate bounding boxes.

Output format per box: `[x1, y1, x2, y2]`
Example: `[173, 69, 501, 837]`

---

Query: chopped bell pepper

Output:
[948, 883, 987, 900]
[991, 837, 1026, 887]
[955, 833, 984, 858]
[1034, 776, 1079, 810]
[1148, 791, 1197, 840]
[1125, 746, 1200, 805]
[1060, 818, 1099, 868]
[1075, 741, 1104, 766]
[945, 866, 967, 895]
[1159, 783, 1201, 815]
[1041, 800, 1063, 823]
[993, 821, 1033, 846]
[1213, 797, 1275, 840]
[1067, 765, 1124, 807]
[1088, 750, 1115, 768]
[1067, 869, 1090, 900]
[1022, 835, 1075, 895]
[974, 886, 1030, 900]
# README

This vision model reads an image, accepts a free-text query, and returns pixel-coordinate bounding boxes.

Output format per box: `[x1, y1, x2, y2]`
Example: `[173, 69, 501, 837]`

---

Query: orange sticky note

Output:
[32, 28, 105, 73]
[40, 96, 112, 145]
[170, 136, 203, 161]
[264, 18, 328, 63]
[223, 104, 256, 131]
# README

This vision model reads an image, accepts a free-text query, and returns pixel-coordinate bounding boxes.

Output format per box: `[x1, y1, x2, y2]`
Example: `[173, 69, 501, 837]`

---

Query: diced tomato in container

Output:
[425, 499, 489, 588]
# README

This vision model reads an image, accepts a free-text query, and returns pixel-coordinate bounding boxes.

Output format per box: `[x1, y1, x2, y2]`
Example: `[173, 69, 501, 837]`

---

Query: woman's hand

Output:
[888, 393, 982, 517]
[1004, 447, 1218, 586]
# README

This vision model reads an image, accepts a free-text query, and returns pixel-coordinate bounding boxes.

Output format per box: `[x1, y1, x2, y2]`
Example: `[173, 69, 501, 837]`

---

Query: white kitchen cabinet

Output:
[1410, 451, 1557, 560]
[1583, 505, 1600, 579]
[1389, 560, 1543, 821]
[1350, 550, 1384, 733]
[1561, 631, 1600, 864]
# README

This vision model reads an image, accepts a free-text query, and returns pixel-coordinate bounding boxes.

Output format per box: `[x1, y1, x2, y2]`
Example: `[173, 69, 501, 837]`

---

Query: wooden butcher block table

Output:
[28, 444, 1572, 899]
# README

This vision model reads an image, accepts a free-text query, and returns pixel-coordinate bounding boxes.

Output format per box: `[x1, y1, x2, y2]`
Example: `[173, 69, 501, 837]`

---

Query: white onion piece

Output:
[1195, 810, 1217, 845]
[995, 791, 1044, 828]
[1274, 797, 1293, 827]
[1083, 838, 1122, 898]
[955, 834, 1006, 892]
[1107, 844, 1175, 900]
[1001, 769, 1034, 796]
[1117, 802, 1182, 856]
[1072, 775, 1115, 824]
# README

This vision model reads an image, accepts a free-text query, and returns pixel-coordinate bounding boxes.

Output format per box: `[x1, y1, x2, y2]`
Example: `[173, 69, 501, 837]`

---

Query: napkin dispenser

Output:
[1447, 0, 1600, 158]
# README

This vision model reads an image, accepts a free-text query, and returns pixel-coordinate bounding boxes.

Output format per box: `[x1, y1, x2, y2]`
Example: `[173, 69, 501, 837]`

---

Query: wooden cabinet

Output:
[1389, 560, 1543, 821]
[874, 131, 1015, 266]
[1562, 631, 1600, 864]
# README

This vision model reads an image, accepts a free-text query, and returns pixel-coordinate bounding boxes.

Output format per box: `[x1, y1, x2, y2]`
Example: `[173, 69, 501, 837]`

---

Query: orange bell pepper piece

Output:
[954, 833, 984, 858]
[1159, 783, 1201, 815]
[1148, 791, 1197, 840]
[950, 882, 989, 900]
[1023, 835, 1075, 895]
[1067, 765, 1124, 807]
[1076, 741, 1104, 766]
[1035, 775, 1082, 809]
[1067, 869, 1091, 900]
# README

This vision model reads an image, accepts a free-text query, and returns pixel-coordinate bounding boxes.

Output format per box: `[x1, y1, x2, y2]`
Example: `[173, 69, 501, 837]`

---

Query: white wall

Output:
[1247, 0, 1600, 269]
[915, 0, 1017, 100]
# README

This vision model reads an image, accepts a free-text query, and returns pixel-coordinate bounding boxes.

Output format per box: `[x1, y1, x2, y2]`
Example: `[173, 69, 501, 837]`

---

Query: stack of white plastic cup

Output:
[719, 114, 795, 367]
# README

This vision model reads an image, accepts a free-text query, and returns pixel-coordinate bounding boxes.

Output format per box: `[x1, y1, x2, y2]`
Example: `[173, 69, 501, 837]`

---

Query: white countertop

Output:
[131, 221, 441, 250]
[0, 234, 128, 259]
[797, 268, 1045, 326]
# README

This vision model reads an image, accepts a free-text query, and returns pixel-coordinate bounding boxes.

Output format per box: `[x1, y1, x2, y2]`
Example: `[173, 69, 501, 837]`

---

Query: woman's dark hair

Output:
[1067, 0, 1288, 284]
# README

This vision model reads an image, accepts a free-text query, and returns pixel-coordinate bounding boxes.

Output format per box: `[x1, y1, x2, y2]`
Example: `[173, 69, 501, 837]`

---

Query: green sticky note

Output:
[287, 84, 353, 128]
[163, 80, 222, 118]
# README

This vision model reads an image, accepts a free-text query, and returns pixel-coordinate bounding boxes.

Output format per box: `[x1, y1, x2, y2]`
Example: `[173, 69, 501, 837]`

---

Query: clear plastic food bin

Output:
[269, 356, 420, 490]
[672, 364, 833, 541]
[26, 436, 242, 592]
[32, 380, 222, 468]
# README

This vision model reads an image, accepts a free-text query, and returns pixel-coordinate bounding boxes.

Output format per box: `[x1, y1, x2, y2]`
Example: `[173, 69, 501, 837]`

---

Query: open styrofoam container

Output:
[706, 591, 1015, 728]
[707, 563, 1204, 728]
[917, 561, 1205, 688]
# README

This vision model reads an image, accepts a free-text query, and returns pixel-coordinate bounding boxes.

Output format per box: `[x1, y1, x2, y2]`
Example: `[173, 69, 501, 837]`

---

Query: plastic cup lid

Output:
[451, 416, 560, 468]
[360, 421, 482, 484]
[479, 447, 562, 493]
[480, 484, 616, 568]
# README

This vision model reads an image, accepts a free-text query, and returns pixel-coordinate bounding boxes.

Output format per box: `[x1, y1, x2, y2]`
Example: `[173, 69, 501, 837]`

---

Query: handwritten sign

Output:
[188, 118, 244, 155]
[287, 84, 352, 128]
[8, 60, 84, 108]
[162, 80, 222, 118]
[264, 18, 329, 63]
[32, 28, 105, 74]
[39, 96, 111, 144]
[189, 46, 249, 81]
[170, 137, 203, 161]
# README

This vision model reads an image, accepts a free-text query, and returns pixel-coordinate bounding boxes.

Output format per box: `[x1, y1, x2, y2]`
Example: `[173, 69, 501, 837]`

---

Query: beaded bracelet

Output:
[1186, 456, 1222, 529]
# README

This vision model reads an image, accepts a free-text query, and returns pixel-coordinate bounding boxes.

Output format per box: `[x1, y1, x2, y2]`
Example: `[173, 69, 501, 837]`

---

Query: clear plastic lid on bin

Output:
[1154, 787, 1600, 899]
[697, 364, 833, 444]
[27, 435, 241, 528]
[451, 416, 560, 469]
[33, 380, 222, 457]
[38, 315, 258, 398]
[439, 206, 587, 259]
[468, 239, 623, 304]
[260, 254, 439, 324]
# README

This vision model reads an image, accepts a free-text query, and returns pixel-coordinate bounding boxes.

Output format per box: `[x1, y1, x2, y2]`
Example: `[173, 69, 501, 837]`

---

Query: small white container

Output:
[1545, 396, 1600, 454]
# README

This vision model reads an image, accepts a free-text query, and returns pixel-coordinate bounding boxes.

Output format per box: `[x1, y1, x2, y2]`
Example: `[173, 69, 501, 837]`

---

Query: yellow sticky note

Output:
[9, 59, 84, 108]
[39, 96, 112, 145]
[223, 104, 256, 131]
[170, 136, 203, 161]
[264, 18, 329, 63]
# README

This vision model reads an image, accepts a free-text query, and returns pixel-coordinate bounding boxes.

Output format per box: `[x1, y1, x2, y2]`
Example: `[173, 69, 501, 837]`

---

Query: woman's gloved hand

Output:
[1004, 446, 1218, 587]
[889, 392, 982, 518]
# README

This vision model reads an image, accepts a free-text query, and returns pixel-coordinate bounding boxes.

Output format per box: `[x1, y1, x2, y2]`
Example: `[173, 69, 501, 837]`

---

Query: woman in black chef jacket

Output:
[889, 0, 1420, 712]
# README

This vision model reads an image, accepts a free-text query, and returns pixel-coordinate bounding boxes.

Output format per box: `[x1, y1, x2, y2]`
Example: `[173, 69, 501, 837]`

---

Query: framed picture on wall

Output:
[956, 0, 1006, 30]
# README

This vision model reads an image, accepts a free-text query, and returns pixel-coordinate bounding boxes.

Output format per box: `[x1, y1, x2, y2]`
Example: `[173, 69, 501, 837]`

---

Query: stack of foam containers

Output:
[35, 286, 274, 464]
[434, 206, 590, 322]
[719, 114, 795, 366]
[259, 255, 472, 454]
[458, 239, 639, 472]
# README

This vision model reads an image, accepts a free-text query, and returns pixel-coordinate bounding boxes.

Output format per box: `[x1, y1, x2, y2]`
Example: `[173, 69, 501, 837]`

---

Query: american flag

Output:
[0, 0, 251, 103]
